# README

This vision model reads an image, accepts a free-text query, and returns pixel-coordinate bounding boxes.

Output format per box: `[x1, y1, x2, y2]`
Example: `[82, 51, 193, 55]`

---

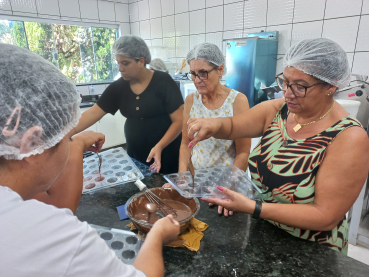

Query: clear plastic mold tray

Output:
[164, 165, 261, 199]
[130, 158, 156, 176]
[90, 224, 143, 265]
[82, 147, 144, 194]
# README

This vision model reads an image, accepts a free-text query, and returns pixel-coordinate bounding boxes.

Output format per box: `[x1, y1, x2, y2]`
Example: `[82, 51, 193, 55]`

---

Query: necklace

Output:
[293, 101, 335, 132]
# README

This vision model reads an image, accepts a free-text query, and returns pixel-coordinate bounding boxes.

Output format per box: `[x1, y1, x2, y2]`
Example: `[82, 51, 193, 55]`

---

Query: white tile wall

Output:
[80, 0, 99, 20]
[206, 6, 223, 33]
[98, 1, 116, 22]
[175, 0, 188, 14]
[0, 0, 11, 11]
[138, 0, 150, 21]
[267, 0, 294, 26]
[266, 24, 292, 55]
[129, 2, 139, 22]
[324, 0, 362, 19]
[293, 0, 325, 23]
[352, 52, 369, 77]
[162, 15, 175, 37]
[363, 0, 369, 15]
[190, 33, 206, 49]
[150, 17, 162, 39]
[2, 0, 369, 77]
[115, 3, 130, 23]
[291, 21, 323, 47]
[36, 0, 60, 17]
[355, 15, 369, 52]
[149, 0, 161, 18]
[131, 21, 140, 36]
[224, 2, 244, 31]
[322, 16, 360, 52]
[11, 0, 37, 14]
[189, 0, 205, 11]
[161, 0, 174, 16]
[175, 12, 189, 36]
[190, 9, 205, 35]
[206, 0, 223, 8]
[59, 0, 80, 19]
[140, 19, 151, 39]
[243, 0, 267, 29]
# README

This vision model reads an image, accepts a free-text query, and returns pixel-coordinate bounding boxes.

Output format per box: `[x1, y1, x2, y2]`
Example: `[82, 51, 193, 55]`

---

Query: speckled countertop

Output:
[76, 174, 369, 277]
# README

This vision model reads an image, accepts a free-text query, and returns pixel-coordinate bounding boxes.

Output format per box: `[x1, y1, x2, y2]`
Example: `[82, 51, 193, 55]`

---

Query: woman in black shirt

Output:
[75, 35, 183, 174]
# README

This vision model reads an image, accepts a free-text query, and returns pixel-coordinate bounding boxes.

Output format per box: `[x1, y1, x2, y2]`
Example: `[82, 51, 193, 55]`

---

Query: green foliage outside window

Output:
[0, 19, 118, 84]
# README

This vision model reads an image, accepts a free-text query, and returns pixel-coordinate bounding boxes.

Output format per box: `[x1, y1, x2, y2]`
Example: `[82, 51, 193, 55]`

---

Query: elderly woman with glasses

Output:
[164, 43, 251, 217]
[186, 38, 369, 254]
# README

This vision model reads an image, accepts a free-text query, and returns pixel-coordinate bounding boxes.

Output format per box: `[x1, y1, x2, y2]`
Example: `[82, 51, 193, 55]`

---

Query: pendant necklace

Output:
[293, 101, 335, 132]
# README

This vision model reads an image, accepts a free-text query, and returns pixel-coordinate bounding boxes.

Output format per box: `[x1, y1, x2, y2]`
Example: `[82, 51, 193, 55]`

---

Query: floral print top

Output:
[190, 89, 239, 169]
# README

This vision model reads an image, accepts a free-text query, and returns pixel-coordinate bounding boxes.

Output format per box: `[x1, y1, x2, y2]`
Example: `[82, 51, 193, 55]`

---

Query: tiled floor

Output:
[348, 243, 369, 265]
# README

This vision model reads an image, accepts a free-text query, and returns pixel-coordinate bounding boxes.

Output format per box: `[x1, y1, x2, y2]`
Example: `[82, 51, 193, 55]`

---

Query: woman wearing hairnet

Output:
[187, 38, 369, 254]
[75, 35, 183, 174]
[164, 43, 251, 217]
[149, 58, 169, 73]
[0, 43, 180, 276]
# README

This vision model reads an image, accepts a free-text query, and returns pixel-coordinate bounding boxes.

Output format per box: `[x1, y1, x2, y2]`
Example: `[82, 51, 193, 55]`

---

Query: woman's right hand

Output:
[72, 130, 105, 153]
[187, 117, 222, 147]
[162, 183, 173, 188]
[149, 215, 180, 245]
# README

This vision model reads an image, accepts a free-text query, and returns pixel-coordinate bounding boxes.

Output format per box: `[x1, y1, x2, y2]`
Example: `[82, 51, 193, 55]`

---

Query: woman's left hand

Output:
[147, 145, 162, 173]
[201, 186, 255, 214]
[208, 203, 234, 217]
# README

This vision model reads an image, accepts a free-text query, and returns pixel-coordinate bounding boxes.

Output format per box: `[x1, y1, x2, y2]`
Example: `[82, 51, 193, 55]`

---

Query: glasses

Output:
[186, 68, 216, 81]
[275, 73, 323, 98]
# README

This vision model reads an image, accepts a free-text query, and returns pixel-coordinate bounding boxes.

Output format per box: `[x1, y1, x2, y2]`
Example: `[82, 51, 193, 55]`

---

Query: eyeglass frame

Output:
[275, 72, 325, 98]
[186, 67, 216, 81]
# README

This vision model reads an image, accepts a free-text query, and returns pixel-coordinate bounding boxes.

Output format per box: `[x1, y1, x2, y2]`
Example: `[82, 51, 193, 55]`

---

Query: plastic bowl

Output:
[125, 187, 200, 234]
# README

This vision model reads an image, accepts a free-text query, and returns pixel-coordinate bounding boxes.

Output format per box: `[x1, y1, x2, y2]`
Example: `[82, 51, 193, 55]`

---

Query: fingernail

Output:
[200, 198, 205, 201]
[217, 186, 223, 192]
[189, 143, 193, 148]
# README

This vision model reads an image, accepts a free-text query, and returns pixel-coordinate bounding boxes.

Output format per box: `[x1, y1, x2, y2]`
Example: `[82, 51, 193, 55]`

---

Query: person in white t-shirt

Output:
[0, 43, 180, 277]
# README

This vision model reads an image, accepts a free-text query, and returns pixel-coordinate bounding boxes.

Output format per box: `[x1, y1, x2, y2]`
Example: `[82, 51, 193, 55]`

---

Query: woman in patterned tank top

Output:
[164, 43, 251, 217]
[187, 38, 369, 254]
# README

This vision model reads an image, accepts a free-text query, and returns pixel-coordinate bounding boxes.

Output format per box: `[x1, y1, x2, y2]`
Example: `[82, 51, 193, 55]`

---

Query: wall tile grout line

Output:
[289, 0, 296, 48]
[351, 0, 365, 72]
[321, 0, 327, 37]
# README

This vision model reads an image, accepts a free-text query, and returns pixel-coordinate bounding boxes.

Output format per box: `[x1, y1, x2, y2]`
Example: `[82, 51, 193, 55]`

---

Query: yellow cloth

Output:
[126, 218, 208, 252]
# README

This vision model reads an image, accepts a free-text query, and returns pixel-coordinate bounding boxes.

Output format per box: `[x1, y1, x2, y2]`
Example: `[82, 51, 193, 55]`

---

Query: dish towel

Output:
[126, 218, 209, 252]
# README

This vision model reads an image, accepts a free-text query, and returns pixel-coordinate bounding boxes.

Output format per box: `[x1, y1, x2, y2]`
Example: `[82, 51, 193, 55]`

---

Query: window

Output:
[0, 19, 118, 84]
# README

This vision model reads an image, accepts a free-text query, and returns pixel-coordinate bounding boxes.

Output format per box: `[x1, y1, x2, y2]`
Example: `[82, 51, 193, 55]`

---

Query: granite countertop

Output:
[76, 174, 369, 277]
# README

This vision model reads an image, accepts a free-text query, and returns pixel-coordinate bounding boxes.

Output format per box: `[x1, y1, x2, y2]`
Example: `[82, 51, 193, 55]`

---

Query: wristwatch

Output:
[252, 199, 262, 219]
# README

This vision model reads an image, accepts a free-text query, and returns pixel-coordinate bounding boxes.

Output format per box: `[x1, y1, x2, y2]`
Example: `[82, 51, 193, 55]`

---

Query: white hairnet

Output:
[0, 43, 81, 160]
[112, 35, 151, 64]
[186, 43, 227, 75]
[149, 58, 168, 73]
[283, 38, 351, 89]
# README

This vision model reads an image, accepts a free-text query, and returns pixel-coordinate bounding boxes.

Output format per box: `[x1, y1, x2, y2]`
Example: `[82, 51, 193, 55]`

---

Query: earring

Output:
[327, 91, 332, 96]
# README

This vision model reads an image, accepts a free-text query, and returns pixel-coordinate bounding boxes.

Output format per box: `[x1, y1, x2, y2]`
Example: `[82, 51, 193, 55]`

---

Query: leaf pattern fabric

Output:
[249, 102, 362, 254]
[190, 90, 238, 169]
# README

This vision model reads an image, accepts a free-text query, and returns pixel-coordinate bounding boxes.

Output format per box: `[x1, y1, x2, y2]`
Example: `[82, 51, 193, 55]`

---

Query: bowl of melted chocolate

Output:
[125, 187, 200, 234]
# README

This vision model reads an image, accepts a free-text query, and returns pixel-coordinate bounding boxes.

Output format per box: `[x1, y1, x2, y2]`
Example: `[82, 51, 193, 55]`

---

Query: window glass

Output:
[0, 19, 118, 84]
[53, 24, 84, 83]
[24, 22, 58, 67]
[92, 27, 117, 82]
[0, 20, 27, 48]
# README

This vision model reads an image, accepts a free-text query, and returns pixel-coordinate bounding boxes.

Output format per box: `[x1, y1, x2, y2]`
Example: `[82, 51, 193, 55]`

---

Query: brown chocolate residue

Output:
[128, 188, 197, 224]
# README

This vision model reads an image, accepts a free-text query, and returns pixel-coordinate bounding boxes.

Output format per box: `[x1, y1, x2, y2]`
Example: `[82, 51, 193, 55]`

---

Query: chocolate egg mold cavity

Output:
[164, 165, 262, 200]
[82, 147, 144, 194]
[129, 158, 156, 176]
[90, 224, 143, 265]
